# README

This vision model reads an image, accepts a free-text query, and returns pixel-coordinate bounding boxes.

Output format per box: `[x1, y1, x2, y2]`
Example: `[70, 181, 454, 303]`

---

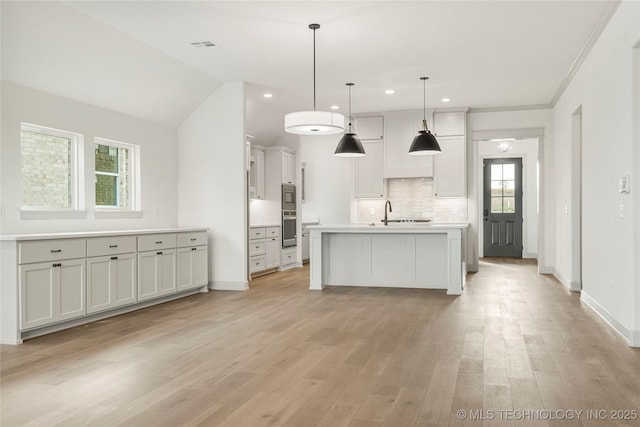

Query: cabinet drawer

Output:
[250, 255, 266, 273]
[87, 236, 137, 257]
[266, 227, 280, 238]
[281, 248, 296, 266]
[177, 231, 207, 248]
[249, 239, 266, 256]
[137, 234, 177, 252]
[19, 239, 86, 264]
[250, 227, 266, 239]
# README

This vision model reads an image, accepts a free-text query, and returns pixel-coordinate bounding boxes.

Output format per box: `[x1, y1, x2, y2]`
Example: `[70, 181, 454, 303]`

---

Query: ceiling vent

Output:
[191, 41, 216, 48]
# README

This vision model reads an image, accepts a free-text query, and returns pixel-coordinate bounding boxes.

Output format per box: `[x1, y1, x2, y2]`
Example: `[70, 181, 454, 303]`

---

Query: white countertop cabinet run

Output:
[1, 228, 208, 344]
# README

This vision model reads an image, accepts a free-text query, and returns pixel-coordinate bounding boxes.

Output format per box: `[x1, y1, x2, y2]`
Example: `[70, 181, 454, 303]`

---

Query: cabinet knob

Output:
[191, 247, 197, 251]
[109, 244, 118, 248]
[111, 256, 118, 260]
[155, 241, 163, 244]
[190, 238, 197, 241]
[157, 251, 163, 255]
[50, 249, 62, 253]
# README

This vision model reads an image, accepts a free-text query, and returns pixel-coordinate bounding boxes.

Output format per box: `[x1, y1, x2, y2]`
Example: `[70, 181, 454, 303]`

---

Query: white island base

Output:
[309, 224, 467, 295]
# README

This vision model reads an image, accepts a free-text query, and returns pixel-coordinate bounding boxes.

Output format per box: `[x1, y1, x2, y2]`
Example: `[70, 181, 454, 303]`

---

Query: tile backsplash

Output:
[356, 178, 467, 224]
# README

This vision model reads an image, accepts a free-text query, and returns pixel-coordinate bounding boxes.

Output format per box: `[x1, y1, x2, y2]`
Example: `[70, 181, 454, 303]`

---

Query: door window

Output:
[490, 163, 516, 213]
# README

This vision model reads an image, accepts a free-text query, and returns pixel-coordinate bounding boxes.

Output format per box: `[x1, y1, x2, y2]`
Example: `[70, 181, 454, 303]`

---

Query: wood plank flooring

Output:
[2, 258, 639, 426]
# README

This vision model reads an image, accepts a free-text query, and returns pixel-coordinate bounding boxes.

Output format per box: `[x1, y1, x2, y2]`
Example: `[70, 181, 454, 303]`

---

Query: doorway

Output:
[483, 157, 523, 257]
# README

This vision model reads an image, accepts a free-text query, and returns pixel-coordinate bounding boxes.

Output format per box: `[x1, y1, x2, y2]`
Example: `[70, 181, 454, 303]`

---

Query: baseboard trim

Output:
[538, 265, 554, 275]
[581, 291, 638, 347]
[209, 280, 248, 291]
[569, 280, 582, 292]
[467, 262, 479, 273]
[523, 252, 537, 259]
[279, 262, 302, 271]
[553, 271, 571, 290]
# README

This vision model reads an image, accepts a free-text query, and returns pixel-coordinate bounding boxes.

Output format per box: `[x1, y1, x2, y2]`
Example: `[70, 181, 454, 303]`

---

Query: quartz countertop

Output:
[0, 227, 209, 241]
[307, 223, 468, 233]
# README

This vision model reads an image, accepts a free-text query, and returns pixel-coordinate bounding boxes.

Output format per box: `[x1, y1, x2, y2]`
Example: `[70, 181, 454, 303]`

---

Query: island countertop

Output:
[307, 223, 468, 233]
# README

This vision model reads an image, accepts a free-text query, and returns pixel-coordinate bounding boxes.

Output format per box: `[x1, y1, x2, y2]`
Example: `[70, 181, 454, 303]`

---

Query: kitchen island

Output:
[308, 224, 467, 295]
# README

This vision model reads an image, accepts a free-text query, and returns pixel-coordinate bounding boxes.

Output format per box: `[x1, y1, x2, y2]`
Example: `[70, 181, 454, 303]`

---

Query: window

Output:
[94, 138, 138, 210]
[20, 123, 83, 210]
[490, 163, 515, 213]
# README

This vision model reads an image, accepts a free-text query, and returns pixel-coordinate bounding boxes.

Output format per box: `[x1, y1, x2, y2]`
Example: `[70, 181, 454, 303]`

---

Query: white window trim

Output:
[20, 123, 85, 217]
[94, 137, 141, 214]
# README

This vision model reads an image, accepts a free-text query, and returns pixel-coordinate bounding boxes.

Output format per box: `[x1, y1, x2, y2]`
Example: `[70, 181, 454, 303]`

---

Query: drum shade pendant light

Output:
[335, 83, 366, 157]
[285, 24, 344, 135]
[408, 77, 441, 155]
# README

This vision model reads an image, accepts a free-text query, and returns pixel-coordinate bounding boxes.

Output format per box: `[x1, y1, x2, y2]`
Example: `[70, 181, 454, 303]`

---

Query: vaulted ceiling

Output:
[2, 1, 614, 144]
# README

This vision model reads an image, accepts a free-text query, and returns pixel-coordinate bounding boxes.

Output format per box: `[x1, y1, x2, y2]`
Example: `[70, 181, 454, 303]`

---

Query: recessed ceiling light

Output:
[191, 41, 216, 48]
[441, 98, 451, 103]
[385, 89, 395, 94]
[330, 105, 340, 110]
[263, 93, 273, 98]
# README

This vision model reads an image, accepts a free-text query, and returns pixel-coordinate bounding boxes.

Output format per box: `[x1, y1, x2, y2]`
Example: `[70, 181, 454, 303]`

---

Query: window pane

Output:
[503, 197, 515, 213]
[491, 164, 502, 180]
[21, 130, 72, 208]
[503, 163, 515, 180]
[491, 181, 502, 197]
[95, 144, 118, 173]
[118, 148, 130, 208]
[503, 180, 515, 196]
[96, 175, 118, 206]
[491, 197, 503, 213]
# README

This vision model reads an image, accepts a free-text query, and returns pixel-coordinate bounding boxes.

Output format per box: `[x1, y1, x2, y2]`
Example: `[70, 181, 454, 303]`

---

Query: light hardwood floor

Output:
[2, 259, 639, 426]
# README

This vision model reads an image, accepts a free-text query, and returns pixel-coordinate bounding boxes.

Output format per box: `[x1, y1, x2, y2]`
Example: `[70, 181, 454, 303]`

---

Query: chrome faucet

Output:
[383, 200, 392, 226]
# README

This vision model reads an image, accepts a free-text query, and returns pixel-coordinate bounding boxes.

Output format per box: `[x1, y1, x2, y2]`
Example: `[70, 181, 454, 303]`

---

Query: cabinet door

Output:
[87, 256, 112, 314]
[355, 117, 383, 140]
[250, 150, 265, 199]
[138, 249, 177, 301]
[19, 262, 55, 330]
[265, 237, 280, 269]
[177, 246, 208, 291]
[355, 140, 384, 198]
[434, 111, 465, 136]
[281, 152, 296, 184]
[302, 234, 310, 261]
[384, 116, 433, 178]
[434, 135, 466, 197]
[57, 259, 86, 321]
[112, 254, 136, 308]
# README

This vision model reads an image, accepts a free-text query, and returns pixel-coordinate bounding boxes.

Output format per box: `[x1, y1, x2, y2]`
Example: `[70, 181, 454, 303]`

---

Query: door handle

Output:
[483, 209, 489, 217]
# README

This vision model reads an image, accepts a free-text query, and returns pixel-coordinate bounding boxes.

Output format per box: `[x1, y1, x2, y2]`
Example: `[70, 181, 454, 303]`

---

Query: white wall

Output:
[299, 134, 353, 225]
[552, 0, 639, 344]
[177, 82, 247, 291]
[478, 138, 538, 258]
[467, 108, 553, 271]
[0, 82, 178, 234]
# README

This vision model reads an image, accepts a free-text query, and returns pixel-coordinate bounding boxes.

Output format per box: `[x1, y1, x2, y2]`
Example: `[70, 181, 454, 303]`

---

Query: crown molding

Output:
[468, 104, 552, 114]
[550, 0, 622, 106]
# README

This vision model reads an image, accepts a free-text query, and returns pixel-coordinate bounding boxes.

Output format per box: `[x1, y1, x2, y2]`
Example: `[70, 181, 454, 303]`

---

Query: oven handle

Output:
[282, 215, 297, 220]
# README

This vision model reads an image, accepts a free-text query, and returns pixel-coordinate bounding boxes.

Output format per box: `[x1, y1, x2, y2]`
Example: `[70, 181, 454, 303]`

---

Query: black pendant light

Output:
[408, 76, 441, 155]
[335, 83, 366, 157]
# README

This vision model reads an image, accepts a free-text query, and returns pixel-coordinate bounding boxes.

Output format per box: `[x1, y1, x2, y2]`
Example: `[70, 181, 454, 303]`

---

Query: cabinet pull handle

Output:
[155, 241, 163, 244]
[190, 238, 197, 241]
[157, 251, 163, 255]
[109, 244, 118, 248]
[52, 263, 61, 267]
[111, 256, 118, 260]
[50, 249, 62, 253]
[191, 247, 197, 251]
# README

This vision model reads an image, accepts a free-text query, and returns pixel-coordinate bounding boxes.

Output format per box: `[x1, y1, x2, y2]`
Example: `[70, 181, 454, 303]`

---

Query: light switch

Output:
[618, 204, 624, 219]
[564, 205, 568, 214]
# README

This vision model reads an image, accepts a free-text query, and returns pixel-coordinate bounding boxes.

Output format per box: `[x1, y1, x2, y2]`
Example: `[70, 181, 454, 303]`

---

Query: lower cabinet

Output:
[265, 236, 280, 269]
[281, 247, 297, 266]
[137, 249, 177, 302]
[177, 246, 208, 291]
[302, 232, 310, 263]
[86, 253, 136, 314]
[19, 258, 86, 330]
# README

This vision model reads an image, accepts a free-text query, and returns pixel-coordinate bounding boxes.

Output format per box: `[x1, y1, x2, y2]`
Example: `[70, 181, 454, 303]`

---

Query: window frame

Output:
[94, 137, 140, 213]
[20, 122, 85, 213]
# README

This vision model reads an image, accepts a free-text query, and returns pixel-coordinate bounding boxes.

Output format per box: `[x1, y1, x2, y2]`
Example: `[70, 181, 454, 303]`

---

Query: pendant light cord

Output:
[312, 26, 317, 111]
[420, 76, 429, 131]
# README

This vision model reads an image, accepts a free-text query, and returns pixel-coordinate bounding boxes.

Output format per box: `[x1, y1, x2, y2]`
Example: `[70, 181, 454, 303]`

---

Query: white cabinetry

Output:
[383, 113, 434, 178]
[355, 140, 384, 198]
[281, 152, 296, 184]
[18, 239, 86, 330]
[281, 247, 297, 267]
[301, 224, 312, 263]
[433, 111, 466, 198]
[176, 232, 208, 291]
[249, 148, 265, 200]
[354, 117, 384, 140]
[250, 226, 280, 275]
[137, 233, 177, 302]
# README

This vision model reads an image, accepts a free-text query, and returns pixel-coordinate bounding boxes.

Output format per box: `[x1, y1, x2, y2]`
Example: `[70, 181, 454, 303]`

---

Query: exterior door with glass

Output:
[483, 158, 523, 257]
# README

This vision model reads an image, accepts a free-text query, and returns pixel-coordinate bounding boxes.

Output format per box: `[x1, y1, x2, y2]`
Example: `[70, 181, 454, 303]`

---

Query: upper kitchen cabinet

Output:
[383, 112, 434, 178]
[433, 110, 467, 197]
[281, 151, 296, 185]
[354, 117, 384, 140]
[355, 140, 384, 198]
[249, 147, 265, 200]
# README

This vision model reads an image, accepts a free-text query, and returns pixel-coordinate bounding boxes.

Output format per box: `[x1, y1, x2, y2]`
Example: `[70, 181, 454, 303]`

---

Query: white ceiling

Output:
[2, 1, 613, 144]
